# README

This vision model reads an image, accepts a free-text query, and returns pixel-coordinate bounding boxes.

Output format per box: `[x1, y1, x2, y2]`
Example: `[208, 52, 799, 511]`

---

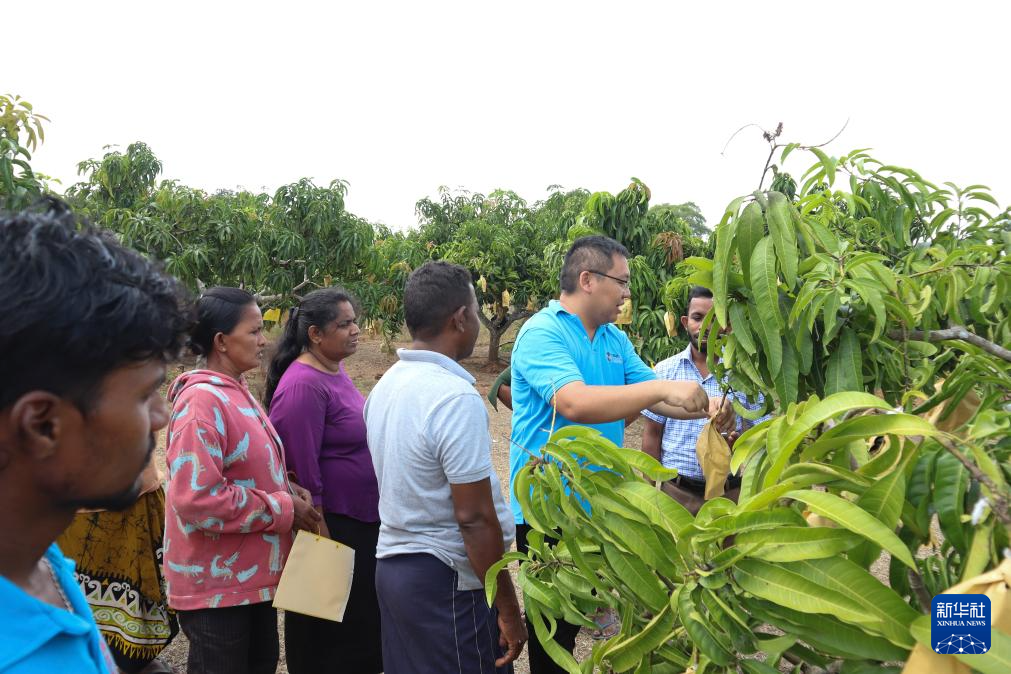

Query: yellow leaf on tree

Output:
[695, 420, 731, 499]
[615, 298, 633, 325]
[663, 310, 677, 337]
[263, 308, 281, 323]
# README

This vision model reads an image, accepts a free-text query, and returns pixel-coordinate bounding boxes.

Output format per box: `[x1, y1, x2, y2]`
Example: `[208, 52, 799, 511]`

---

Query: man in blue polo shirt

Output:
[0, 202, 191, 673]
[510, 235, 713, 673]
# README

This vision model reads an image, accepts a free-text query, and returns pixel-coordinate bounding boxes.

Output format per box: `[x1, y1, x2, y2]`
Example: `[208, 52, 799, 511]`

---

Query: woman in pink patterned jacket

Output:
[163, 287, 320, 674]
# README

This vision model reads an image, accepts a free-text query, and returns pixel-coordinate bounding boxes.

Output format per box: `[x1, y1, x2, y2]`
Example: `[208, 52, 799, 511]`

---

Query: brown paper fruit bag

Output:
[273, 529, 355, 622]
[695, 419, 732, 500]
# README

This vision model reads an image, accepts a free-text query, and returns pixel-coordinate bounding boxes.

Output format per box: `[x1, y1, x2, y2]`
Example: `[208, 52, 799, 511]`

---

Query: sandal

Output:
[589, 607, 620, 640]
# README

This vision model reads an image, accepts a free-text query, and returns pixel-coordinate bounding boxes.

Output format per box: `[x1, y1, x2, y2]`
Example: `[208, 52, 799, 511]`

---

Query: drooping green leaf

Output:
[675, 584, 734, 666]
[736, 201, 765, 281]
[601, 543, 667, 611]
[784, 490, 916, 569]
[604, 603, 676, 672]
[850, 467, 907, 567]
[745, 598, 910, 661]
[785, 557, 921, 647]
[614, 481, 693, 538]
[824, 327, 863, 394]
[729, 301, 758, 355]
[800, 413, 938, 462]
[712, 210, 738, 326]
[737, 526, 864, 562]
[934, 450, 970, 555]
[766, 191, 799, 287]
[734, 558, 876, 624]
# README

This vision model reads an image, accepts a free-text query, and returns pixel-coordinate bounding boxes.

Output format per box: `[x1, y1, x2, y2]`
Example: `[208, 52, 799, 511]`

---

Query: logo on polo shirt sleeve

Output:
[931, 594, 991, 654]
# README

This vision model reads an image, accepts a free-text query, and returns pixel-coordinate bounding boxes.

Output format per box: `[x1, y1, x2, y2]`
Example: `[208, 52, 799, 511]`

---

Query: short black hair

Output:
[404, 261, 473, 339]
[559, 235, 630, 293]
[0, 199, 193, 411]
[686, 286, 713, 309]
[189, 287, 257, 357]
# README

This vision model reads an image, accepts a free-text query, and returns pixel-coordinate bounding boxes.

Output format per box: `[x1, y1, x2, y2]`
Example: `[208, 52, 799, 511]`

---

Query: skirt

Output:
[56, 487, 178, 673]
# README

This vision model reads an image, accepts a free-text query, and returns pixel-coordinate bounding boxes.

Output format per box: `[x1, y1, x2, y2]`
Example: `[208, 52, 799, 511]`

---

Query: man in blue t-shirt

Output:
[0, 203, 191, 673]
[509, 235, 714, 673]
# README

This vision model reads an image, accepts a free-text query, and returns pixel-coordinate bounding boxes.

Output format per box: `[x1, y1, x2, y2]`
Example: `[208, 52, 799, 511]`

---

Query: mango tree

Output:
[504, 142, 1011, 673]
[421, 186, 587, 363]
[0, 94, 49, 211]
[66, 143, 383, 317]
[578, 179, 711, 364]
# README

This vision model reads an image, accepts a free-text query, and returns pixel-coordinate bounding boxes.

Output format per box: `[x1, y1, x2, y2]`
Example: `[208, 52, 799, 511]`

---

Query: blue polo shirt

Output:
[0, 543, 115, 674]
[509, 300, 656, 523]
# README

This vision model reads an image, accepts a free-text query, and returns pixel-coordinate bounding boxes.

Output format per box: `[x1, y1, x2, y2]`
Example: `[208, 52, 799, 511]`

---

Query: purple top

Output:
[269, 361, 380, 523]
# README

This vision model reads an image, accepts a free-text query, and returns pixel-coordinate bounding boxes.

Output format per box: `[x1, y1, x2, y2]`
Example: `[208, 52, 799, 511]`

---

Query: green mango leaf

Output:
[526, 597, 582, 674]
[825, 327, 863, 395]
[484, 551, 526, 607]
[962, 520, 994, 582]
[729, 301, 758, 355]
[767, 192, 799, 287]
[773, 336, 800, 405]
[934, 451, 970, 555]
[734, 558, 876, 625]
[750, 236, 783, 332]
[745, 597, 910, 661]
[850, 467, 906, 567]
[601, 542, 667, 611]
[799, 413, 938, 462]
[601, 511, 679, 579]
[614, 481, 693, 538]
[785, 557, 921, 647]
[737, 526, 864, 562]
[712, 210, 738, 326]
[784, 490, 916, 569]
[518, 566, 562, 613]
[675, 584, 734, 666]
[614, 445, 679, 481]
[736, 201, 765, 281]
[604, 603, 676, 672]
[770, 393, 890, 471]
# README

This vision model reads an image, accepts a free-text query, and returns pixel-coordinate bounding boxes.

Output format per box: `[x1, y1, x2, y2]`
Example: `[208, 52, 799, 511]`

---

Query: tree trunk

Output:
[487, 326, 503, 364]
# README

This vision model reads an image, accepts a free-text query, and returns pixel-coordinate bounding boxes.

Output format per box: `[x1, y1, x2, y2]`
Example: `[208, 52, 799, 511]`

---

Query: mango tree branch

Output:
[889, 325, 1011, 363]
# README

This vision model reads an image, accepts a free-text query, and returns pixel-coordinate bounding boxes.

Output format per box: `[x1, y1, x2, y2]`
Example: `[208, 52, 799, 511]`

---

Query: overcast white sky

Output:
[6, 1, 1009, 230]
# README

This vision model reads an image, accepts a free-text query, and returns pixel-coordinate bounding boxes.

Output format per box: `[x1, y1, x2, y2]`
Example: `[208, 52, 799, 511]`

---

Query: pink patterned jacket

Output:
[163, 370, 296, 610]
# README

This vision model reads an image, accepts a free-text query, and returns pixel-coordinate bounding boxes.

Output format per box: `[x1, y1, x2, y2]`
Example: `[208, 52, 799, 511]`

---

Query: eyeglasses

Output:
[588, 270, 630, 289]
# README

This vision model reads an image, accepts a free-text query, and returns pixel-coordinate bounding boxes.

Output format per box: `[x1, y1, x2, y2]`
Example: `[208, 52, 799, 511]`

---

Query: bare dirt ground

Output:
[156, 327, 619, 673]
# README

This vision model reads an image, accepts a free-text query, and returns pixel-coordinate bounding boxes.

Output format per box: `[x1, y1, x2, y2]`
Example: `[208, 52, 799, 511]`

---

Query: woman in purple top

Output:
[264, 288, 382, 674]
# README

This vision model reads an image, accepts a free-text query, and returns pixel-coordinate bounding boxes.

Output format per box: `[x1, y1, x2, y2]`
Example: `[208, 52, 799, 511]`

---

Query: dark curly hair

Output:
[0, 198, 193, 411]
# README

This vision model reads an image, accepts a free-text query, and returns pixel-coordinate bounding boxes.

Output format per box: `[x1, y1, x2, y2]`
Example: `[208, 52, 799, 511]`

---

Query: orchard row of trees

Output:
[1, 94, 708, 364]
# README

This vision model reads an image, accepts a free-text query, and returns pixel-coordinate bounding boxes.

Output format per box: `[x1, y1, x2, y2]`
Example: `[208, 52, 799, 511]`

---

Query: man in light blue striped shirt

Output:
[642, 287, 770, 511]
